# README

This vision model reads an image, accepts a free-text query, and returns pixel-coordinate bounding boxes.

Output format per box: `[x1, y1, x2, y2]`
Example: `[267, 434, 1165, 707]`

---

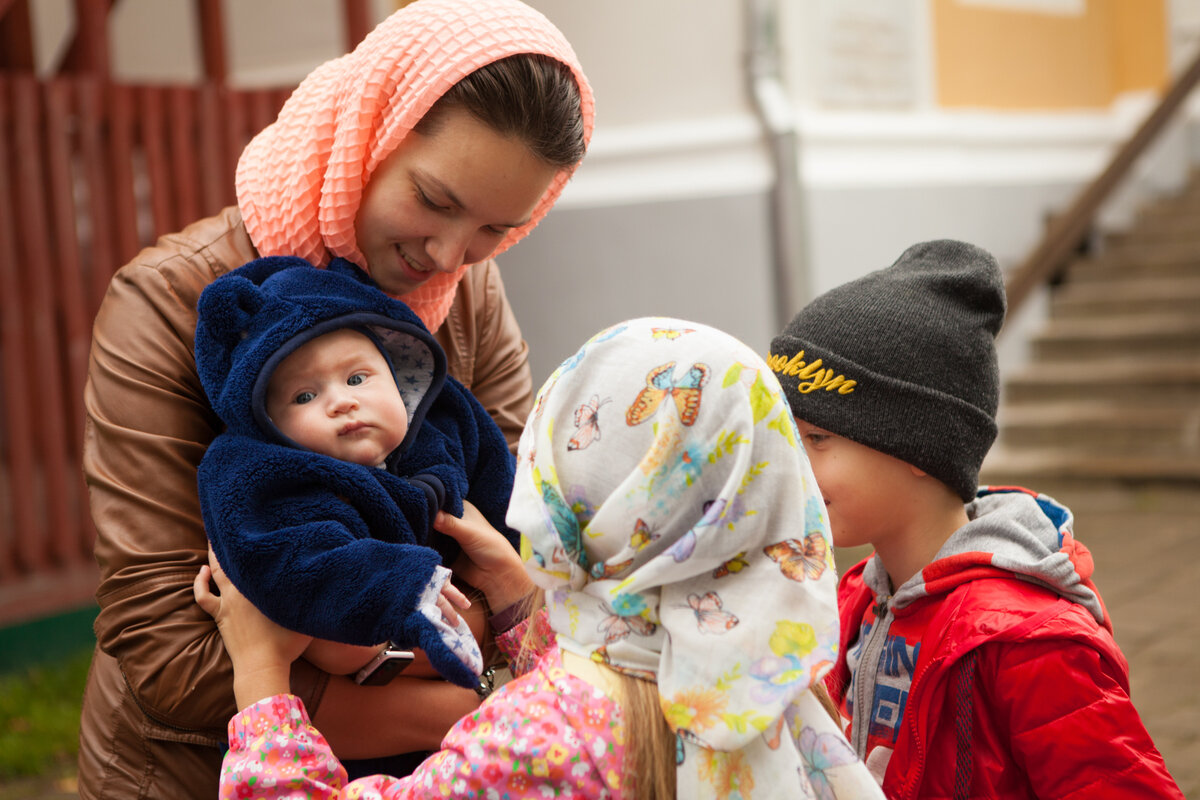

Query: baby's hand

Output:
[435, 581, 471, 627]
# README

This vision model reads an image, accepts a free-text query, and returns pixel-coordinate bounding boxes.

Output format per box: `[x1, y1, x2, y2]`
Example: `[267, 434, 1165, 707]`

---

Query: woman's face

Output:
[355, 107, 561, 296]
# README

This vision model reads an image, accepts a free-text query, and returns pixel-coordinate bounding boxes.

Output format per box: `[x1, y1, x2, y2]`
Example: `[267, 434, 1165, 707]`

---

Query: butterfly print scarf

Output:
[508, 317, 883, 799]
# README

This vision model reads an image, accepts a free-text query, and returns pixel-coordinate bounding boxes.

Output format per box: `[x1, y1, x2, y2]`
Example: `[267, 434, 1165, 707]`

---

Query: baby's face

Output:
[267, 328, 408, 466]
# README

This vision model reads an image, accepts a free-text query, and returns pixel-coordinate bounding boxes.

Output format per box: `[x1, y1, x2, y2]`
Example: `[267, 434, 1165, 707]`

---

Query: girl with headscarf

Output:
[77, 2, 593, 797]
[197, 317, 884, 799]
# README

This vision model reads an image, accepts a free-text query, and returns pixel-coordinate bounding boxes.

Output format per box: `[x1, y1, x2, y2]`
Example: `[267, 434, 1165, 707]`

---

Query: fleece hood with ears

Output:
[195, 254, 446, 458]
[193, 256, 519, 688]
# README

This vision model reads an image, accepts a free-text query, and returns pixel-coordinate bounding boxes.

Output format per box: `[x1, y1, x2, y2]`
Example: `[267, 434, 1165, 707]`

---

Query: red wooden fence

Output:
[0, 76, 291, 625]
[0, 0, 370, 627]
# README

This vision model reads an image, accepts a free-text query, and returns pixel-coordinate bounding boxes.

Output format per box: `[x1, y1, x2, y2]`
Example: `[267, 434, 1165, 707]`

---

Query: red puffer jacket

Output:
[826, 489, 1182, 799]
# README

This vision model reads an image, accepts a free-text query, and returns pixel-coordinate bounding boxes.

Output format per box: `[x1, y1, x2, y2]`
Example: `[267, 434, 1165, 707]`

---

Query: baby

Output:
[194, 255, 519, 689]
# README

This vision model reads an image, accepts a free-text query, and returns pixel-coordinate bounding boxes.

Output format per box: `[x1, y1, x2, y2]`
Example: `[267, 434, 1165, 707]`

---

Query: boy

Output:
[768, 240, 1182, 798]
[194, 256, 518, 689]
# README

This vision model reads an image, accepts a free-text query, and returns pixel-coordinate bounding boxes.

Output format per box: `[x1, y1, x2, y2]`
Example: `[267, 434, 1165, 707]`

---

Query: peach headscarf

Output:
[235, 0, 594, 332]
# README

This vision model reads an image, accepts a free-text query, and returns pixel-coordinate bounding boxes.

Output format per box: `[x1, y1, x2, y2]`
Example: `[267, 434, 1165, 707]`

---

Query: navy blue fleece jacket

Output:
[194, 256, 518, 688]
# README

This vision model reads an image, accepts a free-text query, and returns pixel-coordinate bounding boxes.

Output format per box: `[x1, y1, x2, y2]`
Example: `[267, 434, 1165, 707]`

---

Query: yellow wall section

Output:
[1110, 0, 1169, 94]
[933, 0, 1167, 110]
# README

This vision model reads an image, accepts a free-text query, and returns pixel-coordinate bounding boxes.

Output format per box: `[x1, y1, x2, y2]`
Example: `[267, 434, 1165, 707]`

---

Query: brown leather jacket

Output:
[77, 207, 533, 799]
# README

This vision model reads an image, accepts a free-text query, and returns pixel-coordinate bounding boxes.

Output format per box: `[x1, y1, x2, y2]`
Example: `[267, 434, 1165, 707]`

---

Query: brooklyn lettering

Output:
[767, 351, 857, 394]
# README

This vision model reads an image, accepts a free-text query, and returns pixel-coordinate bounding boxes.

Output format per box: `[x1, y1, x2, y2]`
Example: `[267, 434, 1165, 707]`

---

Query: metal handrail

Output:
[1005, 46, 1200, 317]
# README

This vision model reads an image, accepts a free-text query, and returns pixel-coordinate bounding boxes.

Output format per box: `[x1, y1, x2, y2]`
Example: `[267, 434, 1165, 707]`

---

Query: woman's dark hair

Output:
[415, 53, 586, 168]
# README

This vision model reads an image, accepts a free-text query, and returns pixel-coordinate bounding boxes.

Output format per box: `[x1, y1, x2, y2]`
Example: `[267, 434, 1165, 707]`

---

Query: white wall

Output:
[526, 1, 1200, 382]
[502, 192, 776, 387]
[531, 1, 749, 127]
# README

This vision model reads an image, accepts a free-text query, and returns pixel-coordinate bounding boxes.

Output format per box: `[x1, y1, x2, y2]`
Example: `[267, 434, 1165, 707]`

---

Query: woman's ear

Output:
[197, 275, 265, 349]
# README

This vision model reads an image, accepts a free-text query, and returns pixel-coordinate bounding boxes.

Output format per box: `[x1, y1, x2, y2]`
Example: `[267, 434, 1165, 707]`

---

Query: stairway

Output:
[979, 171, 1200, 792]
[980, 170, 1200, 511]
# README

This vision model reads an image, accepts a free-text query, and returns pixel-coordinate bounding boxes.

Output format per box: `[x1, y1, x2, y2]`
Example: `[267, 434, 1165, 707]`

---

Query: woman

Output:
[198, 317, 885, 799]
[76, 1, 594, 797]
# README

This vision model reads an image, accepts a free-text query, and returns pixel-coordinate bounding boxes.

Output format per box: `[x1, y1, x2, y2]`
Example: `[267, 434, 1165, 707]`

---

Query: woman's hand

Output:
[435, 501, 533, 612]
[194, 548, 312, 709]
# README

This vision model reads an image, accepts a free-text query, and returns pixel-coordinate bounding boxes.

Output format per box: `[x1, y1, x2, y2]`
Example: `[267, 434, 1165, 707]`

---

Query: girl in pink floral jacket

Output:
[198, 317, 883, 799]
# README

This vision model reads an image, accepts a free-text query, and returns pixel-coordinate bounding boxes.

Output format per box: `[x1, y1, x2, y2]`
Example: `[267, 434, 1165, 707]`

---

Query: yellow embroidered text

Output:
[766, 351, 857, 394]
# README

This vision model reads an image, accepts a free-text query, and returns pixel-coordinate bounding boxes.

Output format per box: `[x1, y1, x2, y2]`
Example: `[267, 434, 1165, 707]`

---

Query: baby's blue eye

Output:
[347, 374, 365, 386]
[295, 391, 316, 405]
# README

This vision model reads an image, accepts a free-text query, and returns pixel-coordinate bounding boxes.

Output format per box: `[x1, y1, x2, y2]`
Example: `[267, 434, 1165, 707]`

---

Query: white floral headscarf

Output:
[508, 318, 883, 799]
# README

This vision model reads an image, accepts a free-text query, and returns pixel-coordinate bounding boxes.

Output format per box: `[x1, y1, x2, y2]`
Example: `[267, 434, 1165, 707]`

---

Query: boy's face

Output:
[794, 417, 920, 550]
[267, 329, 409, 467]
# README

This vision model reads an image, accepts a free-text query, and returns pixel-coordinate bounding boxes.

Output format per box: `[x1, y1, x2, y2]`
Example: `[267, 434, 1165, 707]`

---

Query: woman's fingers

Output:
[436, 501, 533, 613]
[207, 545, 229, 584]
[435, 502, 510, 569]
[433, 508, 485, 552]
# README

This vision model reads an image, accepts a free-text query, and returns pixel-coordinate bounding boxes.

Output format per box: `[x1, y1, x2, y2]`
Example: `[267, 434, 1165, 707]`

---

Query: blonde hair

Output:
[614, 671, 677, 799]
[515, 591, 672, 797]
[613, 671, 839, 798]
[811, 681, 841, 723]
[513, 589, 840, 799]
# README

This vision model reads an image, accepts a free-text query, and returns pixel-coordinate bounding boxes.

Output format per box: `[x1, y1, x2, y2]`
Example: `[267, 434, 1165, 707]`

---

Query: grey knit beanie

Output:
[768, 239, 1006, 502]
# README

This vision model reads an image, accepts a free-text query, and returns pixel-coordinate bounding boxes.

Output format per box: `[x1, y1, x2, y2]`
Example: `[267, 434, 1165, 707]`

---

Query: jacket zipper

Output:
[851, 594, 891, 760]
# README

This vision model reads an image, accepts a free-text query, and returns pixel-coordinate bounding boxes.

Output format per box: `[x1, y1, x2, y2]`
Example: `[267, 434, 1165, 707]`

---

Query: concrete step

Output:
[1063, 255, 1200, 283]
[997, 402, 1200, 453]
[1030, 314, 1200, 360]
[1099, 231, 1200, 253]
[1101, 239, 1200, 264]
[1107, 220, 1200, 245]
[1050, 276, 1200, 318]
[1137, 182, 1200, 214]
[1003, 355, 1200, 406]
[1135, 195, 1200, 224]
[1104, 208, 1200, 239]
[980, 445, 1200, 486]
[1124, 216, 1200, 241]
[1049, 276, 1200, 318]
[1065, 242, 1200, 276]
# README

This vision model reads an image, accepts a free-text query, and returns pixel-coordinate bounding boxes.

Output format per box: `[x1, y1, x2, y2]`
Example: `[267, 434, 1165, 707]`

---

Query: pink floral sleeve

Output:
[494, 606, 553, 676]
[221, 645, 627, 799]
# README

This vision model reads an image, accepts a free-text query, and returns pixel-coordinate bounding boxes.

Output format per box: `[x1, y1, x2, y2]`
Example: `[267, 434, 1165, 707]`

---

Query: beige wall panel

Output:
[1111, 0, 1169, 93]
[933, 0, 1166, 109]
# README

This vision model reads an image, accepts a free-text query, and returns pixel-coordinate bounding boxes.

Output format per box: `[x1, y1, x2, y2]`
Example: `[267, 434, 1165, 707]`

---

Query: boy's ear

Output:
[197, 275, 266, 348]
